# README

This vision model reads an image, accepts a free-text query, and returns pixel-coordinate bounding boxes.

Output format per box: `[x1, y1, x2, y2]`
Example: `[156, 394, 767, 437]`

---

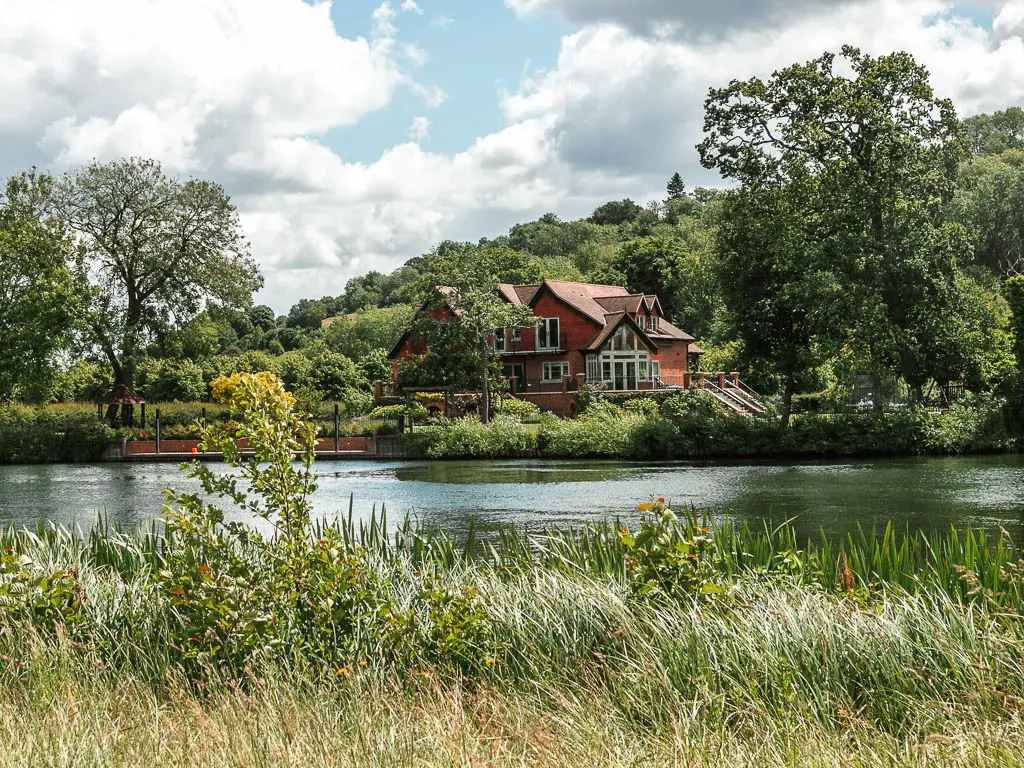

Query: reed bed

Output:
[4, 512, 1024, 766]
[7, 506, 1024, 606]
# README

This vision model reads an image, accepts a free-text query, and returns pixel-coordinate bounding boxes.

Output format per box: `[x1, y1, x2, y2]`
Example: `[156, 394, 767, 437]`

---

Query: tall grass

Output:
[9, 509, 1020, 608]
[5, 512, 1024, 765]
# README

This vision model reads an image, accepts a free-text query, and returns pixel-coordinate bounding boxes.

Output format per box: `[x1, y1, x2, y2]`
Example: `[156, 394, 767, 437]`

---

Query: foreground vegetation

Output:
[3, 373, 1024, 766]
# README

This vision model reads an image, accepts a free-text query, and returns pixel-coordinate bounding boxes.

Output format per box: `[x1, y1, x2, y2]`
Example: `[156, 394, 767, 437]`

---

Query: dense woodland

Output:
[2, 48, 1024, 433]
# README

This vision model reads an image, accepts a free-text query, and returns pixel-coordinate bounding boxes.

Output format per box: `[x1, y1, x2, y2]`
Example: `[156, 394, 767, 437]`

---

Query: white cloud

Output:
[401, 0, 423, 14]
[994, 0, 1024, 40]
[503, 1, 1024, 191]
[2, 0, 1023, 311]
[432, 14, 455, 29]
[370, 2, 398, 38]
[410, 116, 430, 143]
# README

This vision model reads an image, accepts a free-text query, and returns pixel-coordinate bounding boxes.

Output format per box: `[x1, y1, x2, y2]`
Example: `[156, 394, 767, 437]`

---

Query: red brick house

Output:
[388, 280, 705, 412]
[491, 280, 701, 394]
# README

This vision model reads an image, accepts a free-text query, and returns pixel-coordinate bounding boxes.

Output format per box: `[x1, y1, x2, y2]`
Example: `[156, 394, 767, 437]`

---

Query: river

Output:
[1, 456, 1024, 541]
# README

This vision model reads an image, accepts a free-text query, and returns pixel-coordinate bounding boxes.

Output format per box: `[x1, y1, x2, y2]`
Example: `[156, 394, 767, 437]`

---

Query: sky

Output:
[1, 0, 1023, 312]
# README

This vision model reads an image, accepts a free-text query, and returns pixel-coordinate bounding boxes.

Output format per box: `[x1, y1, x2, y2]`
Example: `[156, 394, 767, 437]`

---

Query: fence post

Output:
[155, 409, 161, 455]
[334, 404, 340, 453]
[201, 406, 206, 454]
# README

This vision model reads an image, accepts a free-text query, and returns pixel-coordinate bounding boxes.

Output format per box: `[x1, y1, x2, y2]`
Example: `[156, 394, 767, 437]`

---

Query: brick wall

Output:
[516, 391, 578, 417]
[125, 437, 373, 456]
[656, 340, 690, 381]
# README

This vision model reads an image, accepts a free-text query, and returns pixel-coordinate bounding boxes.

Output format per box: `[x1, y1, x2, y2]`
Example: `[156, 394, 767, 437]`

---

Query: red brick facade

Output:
[388, 280, 703, 411]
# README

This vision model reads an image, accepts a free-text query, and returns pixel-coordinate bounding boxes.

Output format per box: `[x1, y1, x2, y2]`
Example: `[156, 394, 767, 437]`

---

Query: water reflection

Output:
[0, 456, 1022, 542]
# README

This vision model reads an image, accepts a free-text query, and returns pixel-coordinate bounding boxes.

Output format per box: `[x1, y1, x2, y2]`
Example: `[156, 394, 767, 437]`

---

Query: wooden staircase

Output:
[702, 378, 767, 417]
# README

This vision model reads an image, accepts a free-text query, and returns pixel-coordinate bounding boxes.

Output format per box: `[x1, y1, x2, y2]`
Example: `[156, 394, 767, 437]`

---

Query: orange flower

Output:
[358, 660, 368, 667]
[337, 666, 351, 677]
[197, 565, 210, 573]
[190, 447, 198, 454]
[169, 586, 185, 596]
[638, 503, 653, 512]
[485, 658, 495, 666]
[657, 497, 665, 504]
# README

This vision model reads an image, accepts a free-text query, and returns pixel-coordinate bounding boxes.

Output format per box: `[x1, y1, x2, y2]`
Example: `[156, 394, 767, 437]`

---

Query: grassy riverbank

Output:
[4, 514, 1024, 767]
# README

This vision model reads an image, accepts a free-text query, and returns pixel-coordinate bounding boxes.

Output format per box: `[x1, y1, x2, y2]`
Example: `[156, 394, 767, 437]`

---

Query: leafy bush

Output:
[621, 498, 724, 601]
[136, 358, 207, 402]
[931, 392, 1010, 454]
[158, 372, 496, 679]
[368, 403, 428, 421]
[421, 416, 535, 459]
[0, 407, 121, 463]
[491, 398, 541, 420]
[660, 390, 720, 418]
[537, 410, 647, 457]
[620, 397, 659, 416]
[48, 362, 112, 403]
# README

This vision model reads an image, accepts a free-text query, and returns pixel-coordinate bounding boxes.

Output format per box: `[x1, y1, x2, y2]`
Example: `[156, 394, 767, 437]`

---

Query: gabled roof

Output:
[584, 312, 659, 353]
[537, 280, 632, 325]
[498, 283, 540, 305]
[643, 295, 664, 315]
[387, 287, 460, 360]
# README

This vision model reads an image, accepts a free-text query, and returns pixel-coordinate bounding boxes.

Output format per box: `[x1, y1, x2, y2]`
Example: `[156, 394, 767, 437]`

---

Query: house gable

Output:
[584, 312, 659, 354]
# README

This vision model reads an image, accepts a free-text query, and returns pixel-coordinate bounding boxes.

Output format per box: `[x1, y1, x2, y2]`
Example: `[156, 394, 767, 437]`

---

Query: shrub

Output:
[136, 358, 207, 402]
[0, 408, 121, 463]
[421, 416, 535, 458]
[620, 397, 659, 416]
[48, 362, 112, 403]
[158, 372, 496, 679]
[931, 392, 1010, 454]
[537, 411, 646, 457]
[369, 403, 428, 421]
[491, 398, 541, 420]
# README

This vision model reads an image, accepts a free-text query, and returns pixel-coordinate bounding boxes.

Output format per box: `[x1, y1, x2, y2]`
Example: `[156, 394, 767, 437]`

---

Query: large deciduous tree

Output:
[0, 171, 81, 402]
[410, 244, 535, 424]
[52, 158, 263, 406]
[717, 182, 839, 425]
[699, 46, 975, 404]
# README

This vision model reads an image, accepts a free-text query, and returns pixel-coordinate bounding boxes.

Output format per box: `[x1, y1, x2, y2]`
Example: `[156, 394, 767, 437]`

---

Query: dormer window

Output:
[647, 315, 659, 333]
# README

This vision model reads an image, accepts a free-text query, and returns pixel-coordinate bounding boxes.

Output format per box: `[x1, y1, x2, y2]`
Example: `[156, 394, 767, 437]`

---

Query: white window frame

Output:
[586, 355, 600, 381]
[542, 361, 570, 382]
[536, 317, 560, 350]
[493, 328, 506, 352]
[511, 327, 522, 343]
[652, 360, 661, 381]
[649, 316, 659, 332]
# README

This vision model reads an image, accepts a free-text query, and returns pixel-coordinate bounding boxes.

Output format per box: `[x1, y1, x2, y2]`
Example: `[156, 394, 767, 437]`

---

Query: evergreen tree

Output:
[666, 172, 686, 200]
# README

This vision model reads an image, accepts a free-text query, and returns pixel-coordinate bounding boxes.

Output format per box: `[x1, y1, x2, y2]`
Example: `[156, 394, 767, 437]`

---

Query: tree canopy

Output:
[700, 46, 978, 402]
[0, 171, 81, 401]
[52, 158, 262, 394]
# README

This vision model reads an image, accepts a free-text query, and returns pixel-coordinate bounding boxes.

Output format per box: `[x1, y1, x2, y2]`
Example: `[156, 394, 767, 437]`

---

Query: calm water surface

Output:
[1, 456, 1024, 540]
